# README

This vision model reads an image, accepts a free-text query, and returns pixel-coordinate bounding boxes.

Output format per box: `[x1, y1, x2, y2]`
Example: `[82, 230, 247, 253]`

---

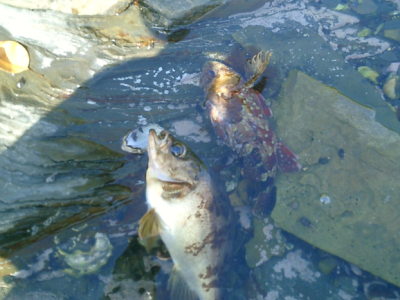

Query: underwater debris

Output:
[57, 232, 113, 277]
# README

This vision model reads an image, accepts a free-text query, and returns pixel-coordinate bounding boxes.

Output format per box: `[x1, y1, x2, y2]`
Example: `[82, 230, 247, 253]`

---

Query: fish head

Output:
[201, 61, 241, 97]
[147, 129, 206, 186]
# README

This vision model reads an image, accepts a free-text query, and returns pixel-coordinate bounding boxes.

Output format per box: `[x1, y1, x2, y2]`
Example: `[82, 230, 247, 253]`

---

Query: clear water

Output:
[1, 0, 400, 299]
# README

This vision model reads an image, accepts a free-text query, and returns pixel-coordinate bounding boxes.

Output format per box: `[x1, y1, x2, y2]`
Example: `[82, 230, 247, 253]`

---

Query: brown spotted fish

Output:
[139, 129, 233, 300]
[200, 51, 301, 216]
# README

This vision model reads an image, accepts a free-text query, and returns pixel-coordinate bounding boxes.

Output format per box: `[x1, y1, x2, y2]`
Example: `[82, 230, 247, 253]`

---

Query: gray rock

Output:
[0, 3, 162, 250]
[0, 3, 163, 91]
[248, 249, 363, 300]
[384, 20, 400, 43]
[0, 0, 132, 15]
[353, 0, 378, 15]
[271, 70, 400, 288]
[139, 0, 232, 27]
[244, 217, 287, 269]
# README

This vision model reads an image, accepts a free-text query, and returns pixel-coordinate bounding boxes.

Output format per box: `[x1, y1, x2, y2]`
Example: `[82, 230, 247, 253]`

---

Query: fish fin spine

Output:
[168, 265, 198, 300]
[277, 142, 302, 172]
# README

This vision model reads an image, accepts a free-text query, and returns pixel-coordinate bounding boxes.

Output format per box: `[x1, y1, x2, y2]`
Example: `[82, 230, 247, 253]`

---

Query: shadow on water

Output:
[0, 16, 254, 298]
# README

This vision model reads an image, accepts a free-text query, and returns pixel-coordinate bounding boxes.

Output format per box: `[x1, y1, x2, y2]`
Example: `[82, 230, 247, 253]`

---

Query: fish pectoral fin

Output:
[168, 265, 198, 300]
[143, 235, 160, 252]
[244, 51, 272, 90]
[138, 208, 164, 239]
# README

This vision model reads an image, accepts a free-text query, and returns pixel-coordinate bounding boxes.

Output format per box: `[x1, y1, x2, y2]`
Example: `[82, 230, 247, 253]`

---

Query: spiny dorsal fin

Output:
[138, 208, 163, 239]
[253, 76, 268, 93]
[243, 51, 272, 90]
[168, 265, 198, 300]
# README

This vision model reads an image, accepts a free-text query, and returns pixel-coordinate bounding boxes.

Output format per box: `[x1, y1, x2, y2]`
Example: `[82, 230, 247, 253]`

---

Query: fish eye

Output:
[158, 131, 167, 139]
[208, 69, 216, 77]
[171, 142, 187, 158]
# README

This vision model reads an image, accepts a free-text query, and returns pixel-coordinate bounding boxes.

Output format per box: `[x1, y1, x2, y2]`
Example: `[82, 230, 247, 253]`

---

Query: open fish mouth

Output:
[148, 129, 171, 163]
[149, 129, 170, 152]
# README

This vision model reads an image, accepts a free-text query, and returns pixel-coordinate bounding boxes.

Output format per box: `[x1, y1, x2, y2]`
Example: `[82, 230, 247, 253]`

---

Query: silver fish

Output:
[139, 129, 233, 300]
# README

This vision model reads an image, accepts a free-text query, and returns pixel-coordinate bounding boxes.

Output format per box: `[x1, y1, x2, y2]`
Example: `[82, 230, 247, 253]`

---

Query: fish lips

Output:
[148, 129, 169, 159]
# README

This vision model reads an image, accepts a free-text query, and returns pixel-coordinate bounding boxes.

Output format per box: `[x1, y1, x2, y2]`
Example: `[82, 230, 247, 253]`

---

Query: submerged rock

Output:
[231, 21, 399, 133]
[271, 70, 400, 288]
[57, 232, 113, 277]
[245, 218, 287, 269]
[352, 0, 377, 15]
[384, 20, 400, 43]
[383, 72, 400, 100]
[318, 257, 338, 275]
[139, 0, 233, 27]
[248, 249, 342, 299]
[103, 237, 159, 300]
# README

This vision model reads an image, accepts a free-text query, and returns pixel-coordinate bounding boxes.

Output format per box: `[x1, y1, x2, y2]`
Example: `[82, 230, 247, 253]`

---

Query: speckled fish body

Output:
[139, 129, 233, 300]
[201, 51, 301, 215]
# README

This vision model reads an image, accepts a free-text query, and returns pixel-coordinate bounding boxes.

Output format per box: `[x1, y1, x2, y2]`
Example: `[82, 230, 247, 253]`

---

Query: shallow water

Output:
[1, 0, 400, 299]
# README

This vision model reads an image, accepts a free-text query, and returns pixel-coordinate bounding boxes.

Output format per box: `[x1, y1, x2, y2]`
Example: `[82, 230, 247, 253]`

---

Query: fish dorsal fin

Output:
[253, 76, 268, 93]
[138, 208, 163, 239]
[168, 265, 198, 300]
[243, 51, 272, 90]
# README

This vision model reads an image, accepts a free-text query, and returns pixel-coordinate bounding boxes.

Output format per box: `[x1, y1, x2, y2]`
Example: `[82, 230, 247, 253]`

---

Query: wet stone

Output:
[352, 0, 377, 15]
[139, 0, 233, 27]
[383, 20, 400, 43]
[0, 2, 164, 250]
[318, 257, 338, 275]
[271, 70, 400, 288]
[249, 249, 334, 299]
[244, 218, 287, 269]
[0, 0, 132, 15]
[103, 237, 159, 299]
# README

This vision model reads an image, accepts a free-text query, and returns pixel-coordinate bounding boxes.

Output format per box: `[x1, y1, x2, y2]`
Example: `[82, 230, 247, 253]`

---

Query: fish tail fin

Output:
[244, 51, 272, 90]
[168, 265, 198, 300]
[277, 142, 302, 172]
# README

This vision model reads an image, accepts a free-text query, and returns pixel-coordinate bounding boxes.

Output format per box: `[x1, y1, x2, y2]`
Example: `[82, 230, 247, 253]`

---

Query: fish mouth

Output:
[148, 129, 185, 183]
[148, 129, 170, 155]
